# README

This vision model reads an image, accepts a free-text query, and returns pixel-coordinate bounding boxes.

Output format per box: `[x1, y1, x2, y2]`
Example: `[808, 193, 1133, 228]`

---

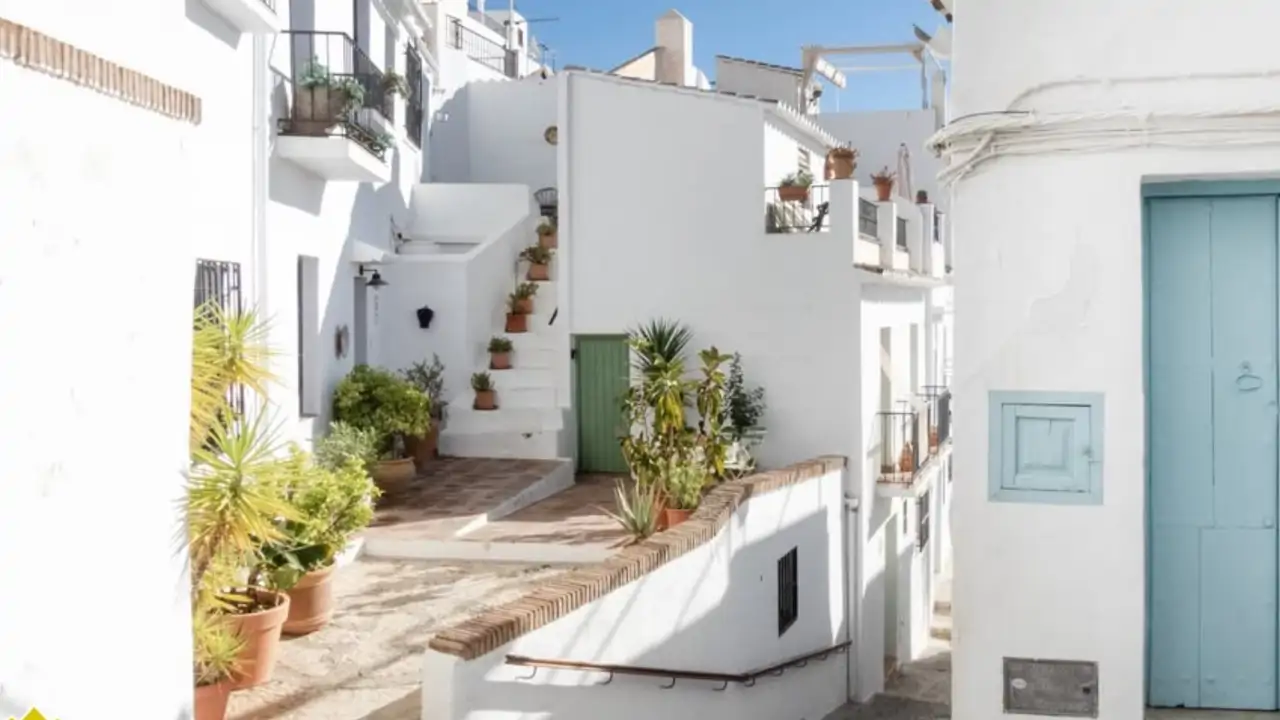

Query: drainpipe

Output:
[251, 34, 270, 394]
[844, 488, 861, 703]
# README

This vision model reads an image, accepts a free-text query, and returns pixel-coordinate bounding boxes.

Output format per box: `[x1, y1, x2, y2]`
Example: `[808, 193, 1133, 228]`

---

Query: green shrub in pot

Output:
[332, 364, 430, 491]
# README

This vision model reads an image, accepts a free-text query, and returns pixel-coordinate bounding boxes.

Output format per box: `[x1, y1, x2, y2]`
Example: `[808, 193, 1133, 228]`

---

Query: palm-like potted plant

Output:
[505, 295, 529, 333]
[537, 218, 558, 249]
[871, 166, 896, 202]
[293, 58, 366, 135]
[401, 355, 446, 471]
[332, 364, 431, 492]
[512, 281, 538, 314]
[489, 336, 514, 370]
[188, 303, 298, 691]
[193, 610, 243, 720]
[258, 445, 380, 635]
[472, 372, 497, 410]
[520, 245, 554, 281]
[778, 170, 814, 203]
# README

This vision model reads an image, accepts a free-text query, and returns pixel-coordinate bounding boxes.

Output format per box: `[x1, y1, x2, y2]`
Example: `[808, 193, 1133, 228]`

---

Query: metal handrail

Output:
[506, 641, 851, 690]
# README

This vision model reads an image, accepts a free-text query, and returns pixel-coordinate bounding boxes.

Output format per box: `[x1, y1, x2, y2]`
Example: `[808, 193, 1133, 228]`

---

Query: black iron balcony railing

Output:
[918, 386, 952, 452]
[448, 17, 517, 78]
[877, 408, 923, 482]
[765, 184, 829, 234]
[896, 216, 908, 250]
[277, 31, 393, 160]
[859, 198, 878, 237]
[404, 45, 424, 149]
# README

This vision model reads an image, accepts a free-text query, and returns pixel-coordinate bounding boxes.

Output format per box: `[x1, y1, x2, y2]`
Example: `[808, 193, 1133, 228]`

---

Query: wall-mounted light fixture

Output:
[358, 264, 388, 289]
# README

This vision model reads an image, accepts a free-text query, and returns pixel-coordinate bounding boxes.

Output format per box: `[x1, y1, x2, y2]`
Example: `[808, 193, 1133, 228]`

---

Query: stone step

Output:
[438, 428, 563, 459]
[931, 611, 952, 642]
[443, 406, 563, 435]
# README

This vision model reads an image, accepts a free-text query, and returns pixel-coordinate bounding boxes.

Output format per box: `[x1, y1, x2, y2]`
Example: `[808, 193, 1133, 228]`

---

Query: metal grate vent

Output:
[1003, 657, 1099, 717]
[777, 547, 798, 636]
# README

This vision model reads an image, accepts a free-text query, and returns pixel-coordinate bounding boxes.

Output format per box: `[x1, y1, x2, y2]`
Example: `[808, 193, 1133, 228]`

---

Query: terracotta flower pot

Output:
[777, 185, 809, 203]
[194, 681, 232, 720]
[929, 427, 939, 451]
[828, 152, 856, 180]
[505, 313, 528, 333]
[474, 389, 497, 411]
[874, 180, 894, 202]
[226, 589, 290, 689]
[404, 426, 439, 473]
[371, 458, 416, 492]
[898, 442, 916, 473]
[490, 351, 512, 370]
[527, 263, 550, 281]
[284, 564, 338, 635]
[660, 507, 693, 530]
[514, 297, 534, 314]
[539, 230, 558, 249]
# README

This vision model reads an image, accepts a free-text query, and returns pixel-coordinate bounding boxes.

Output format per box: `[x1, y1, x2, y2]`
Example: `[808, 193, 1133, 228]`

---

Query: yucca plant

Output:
[190, 301, 278, 454]
[628, 318, 693, 380]
[602, 478, 660, 541]
[193, 607, 244, 687]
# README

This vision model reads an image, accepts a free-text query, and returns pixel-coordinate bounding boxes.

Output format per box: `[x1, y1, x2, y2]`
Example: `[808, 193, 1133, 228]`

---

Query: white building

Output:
[939, 0, 1280, 718]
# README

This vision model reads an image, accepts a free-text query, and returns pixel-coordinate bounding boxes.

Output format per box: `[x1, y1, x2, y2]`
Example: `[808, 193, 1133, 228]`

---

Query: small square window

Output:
[988, 391, 1104, 505]
[777, 547, 798, 636]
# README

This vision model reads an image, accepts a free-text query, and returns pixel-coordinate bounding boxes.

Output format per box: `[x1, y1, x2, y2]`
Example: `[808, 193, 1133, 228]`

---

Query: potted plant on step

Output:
[293, 58, 365, 135]
[193, 611, 242, 720]
[537, 218, 558, 249]
[472, 372, 497, 410]
[777, 170, 814, 203]
[658, 457, 709, 530]
[401, 355, 447, 471]
[187, 303, 295, 691]
[827, 146, 858, 180]
[512, 281, 539, 314]
[258, 445, 380, 635]
[872, 167, 896, 202]
[505, 295, 529, 333]
[520, 245, 554, 281]
[489, 336, 514, 370]
[332, 364, 431, 492]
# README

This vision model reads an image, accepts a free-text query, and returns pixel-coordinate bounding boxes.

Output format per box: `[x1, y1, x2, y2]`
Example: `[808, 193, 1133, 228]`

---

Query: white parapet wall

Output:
[421, 457, 852, 720]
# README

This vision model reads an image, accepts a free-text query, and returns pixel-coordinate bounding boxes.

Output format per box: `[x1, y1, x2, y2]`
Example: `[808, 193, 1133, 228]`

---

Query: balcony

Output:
[273, 31, 394, 183]
[764, 184, 830, 233]
[448, 16, 517, 78]
[202, 0, 280, 34]
[875, 387, 952, 498]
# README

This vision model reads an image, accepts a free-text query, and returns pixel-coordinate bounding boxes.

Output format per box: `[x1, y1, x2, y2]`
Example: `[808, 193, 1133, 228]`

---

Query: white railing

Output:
[819, 179, 945, 279]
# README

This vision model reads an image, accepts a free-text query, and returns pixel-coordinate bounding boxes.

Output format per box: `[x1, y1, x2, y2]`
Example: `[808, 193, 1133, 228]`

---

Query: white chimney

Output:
[655, 9, 692, 86]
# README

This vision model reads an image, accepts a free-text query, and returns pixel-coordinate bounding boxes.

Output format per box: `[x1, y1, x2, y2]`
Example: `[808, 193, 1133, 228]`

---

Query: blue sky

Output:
[511, 0, 948, 111]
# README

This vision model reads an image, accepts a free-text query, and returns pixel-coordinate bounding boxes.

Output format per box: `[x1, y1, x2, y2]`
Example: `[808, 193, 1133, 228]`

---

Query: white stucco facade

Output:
[945, 1, 1280, 718]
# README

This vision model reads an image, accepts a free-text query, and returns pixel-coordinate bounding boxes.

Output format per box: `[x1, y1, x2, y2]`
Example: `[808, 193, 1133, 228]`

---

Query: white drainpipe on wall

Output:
[844, 490, 861, 702]
[251, 34, 271, 408]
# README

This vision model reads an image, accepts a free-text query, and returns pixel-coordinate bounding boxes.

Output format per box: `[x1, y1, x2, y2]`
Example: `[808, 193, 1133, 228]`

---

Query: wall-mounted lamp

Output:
[359, 264, 388, 289]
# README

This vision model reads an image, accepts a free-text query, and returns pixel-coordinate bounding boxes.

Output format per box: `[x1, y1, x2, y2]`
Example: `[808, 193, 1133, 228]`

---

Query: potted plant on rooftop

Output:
[537, 218, 558, 249]
[401, 354, 447, 471]
[512, 281, 539, 315]
[521, 244, 554, 281]
[505, 295, 529, 333]
[257, 445, 380, 636]
[332, 364, 431, 493]
[293, 58, 366, 135]
[489, 336, 514, 370]
[827, 145, 858, 180]
[472, 372, 497, 410]
[871, 166, 896, 202]
[778, 170, 814, 203]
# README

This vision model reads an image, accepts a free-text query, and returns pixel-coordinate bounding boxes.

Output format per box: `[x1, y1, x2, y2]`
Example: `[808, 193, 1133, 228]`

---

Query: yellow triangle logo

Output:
[11, 709, 51, 720]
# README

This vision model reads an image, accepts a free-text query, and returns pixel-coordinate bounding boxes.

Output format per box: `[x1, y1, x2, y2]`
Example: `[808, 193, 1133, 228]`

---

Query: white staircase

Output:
[439, 261, 566, 460]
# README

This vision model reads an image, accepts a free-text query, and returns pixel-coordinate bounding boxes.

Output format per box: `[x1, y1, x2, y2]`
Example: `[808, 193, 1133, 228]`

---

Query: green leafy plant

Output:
[514, 281, 540, 299]
[488, 336, 514, 353]
[256, 447, 381, 591]
[368, 130, 396, 154]
[297, 58, 366, 111]
[780, 170, 814, 188]
[602, 478, 660, 541]
[538, 218, 557, 236]
[401, 354, 447, 422]
[332, 364, 431, 458]
[520, 244, 554, 265]
[725, 353, 766, 440]
[380, 69, 410, 97]
[193, 609, 244, 687]
[471, 372, 494, 392]
[660, 456, 710, 511]
[628, 318, 693, 380]
[694, 347, 733, 479]
[314, 420, 380, 474]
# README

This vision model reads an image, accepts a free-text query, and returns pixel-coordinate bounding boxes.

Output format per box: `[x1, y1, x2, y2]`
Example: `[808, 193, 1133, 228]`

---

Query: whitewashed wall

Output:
[715, 58, 803, 108]
[818, 110, 945, 209]
[563, 72, 861, 471]
[422, 465, 850, 720]
[429, 76, 558, 188]
[0, 3, 221, 717]
[949, 1, 1280, 718]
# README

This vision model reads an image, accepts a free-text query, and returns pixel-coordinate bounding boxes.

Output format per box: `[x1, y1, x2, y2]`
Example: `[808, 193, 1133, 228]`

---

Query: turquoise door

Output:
[1149, 194, 1280, 710]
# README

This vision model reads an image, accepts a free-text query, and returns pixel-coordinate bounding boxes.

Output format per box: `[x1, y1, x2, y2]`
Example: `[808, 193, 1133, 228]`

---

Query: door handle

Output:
[1238, 362, 1263, 392]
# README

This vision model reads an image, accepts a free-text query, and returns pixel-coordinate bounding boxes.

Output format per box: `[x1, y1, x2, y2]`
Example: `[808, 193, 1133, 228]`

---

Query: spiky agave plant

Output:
[189, 301, 279, 454]
[627, 318, 693, 380]
[601, 478, 660, 541]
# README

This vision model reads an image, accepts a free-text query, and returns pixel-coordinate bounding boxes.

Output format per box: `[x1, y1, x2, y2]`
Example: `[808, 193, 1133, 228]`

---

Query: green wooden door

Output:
[575, 335, 630, 473]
